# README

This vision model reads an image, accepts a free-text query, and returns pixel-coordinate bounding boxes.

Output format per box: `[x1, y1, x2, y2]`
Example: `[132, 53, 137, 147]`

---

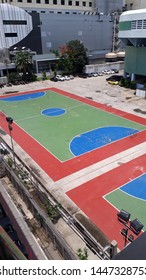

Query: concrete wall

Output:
[37, 12, 114, 55]
[85, 61, 124, 73]
[95, 0, 123, 14]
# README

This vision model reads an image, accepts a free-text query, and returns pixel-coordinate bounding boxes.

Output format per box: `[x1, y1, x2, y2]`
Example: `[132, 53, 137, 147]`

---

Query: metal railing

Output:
[0, 136, 112, 259]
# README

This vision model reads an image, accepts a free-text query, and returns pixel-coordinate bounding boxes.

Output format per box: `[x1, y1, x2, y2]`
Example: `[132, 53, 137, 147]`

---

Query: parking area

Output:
[1, 72, 146, 117]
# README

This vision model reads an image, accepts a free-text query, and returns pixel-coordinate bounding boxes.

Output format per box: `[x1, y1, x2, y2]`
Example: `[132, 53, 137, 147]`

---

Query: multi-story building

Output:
[119, 8, 146, 80]
[124, 0, 146, 11]
[0, 0, 123, 60]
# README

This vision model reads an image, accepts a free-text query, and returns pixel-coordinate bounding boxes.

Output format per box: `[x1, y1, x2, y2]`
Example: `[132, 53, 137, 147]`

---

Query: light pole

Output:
[117, 209, 144, 247]
[6, 116, 16, 169]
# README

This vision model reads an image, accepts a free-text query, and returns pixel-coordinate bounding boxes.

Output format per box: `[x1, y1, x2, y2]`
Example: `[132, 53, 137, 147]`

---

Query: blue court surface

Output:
[42, 108, 66, 116]
[120, 173, 146, 200]
[1, 92, 45, 101]
[70, 126, 139, 156]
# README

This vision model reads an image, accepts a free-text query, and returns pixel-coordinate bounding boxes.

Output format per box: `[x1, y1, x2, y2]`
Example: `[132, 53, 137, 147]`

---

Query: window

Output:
[89, 1, 92, 7]
[124, 4, 127, 11]
[143, 20, 146, 29]
[36, 0, 40, 3]
[131, 20, 136, 29]
[82, 1, 86, 6]
[68, 0, 72, 5]
[27, 0, 32, 3]
[5, 33, 17, 37]
[53, 0, 57, 4]
[137, 20, 142, 29]
[45, 0, 49, 3]
[61, 0, 65, 4]
[75, 1, 79, 6]
[17, 0, 22, 2]
[3, 20, 27, 25]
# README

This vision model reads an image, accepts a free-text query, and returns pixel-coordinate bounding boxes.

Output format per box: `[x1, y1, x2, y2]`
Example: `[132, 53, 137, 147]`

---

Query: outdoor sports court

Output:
[0, 87, 146, 249]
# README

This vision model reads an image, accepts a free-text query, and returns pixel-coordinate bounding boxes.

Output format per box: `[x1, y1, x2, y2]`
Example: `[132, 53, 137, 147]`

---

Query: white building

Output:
[119, 8, 146, 80]
[0, 0, 123, 57]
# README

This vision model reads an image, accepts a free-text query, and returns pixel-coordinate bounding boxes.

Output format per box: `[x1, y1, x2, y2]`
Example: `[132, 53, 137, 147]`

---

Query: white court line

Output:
[16, 103, 86, 122]
[54, 142, 146, 192]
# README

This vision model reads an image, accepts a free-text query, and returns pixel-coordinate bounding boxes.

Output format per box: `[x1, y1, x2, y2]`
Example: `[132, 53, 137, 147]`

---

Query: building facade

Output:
[0, 0, 123, 59]
[124, 0, 146, 11]
[119, 8, 146, 80]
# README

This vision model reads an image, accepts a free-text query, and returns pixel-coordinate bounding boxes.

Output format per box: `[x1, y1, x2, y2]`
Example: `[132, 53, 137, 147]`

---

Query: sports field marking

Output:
[2, 89, 145, 162]
[1, 88, 146, 181]
[69, 126, 140, 156]
[1, 91, 46, 101]
[60, 142, 146, 193]
[16, 114, 41, 122]
[120, 189, 146, 202]
[104, 173, 146, 200]
[66, 154, 146, 248]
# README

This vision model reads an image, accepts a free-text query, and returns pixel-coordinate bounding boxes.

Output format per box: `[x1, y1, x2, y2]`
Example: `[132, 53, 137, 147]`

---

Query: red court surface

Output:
[67, 154, 146, 249]
[1, 87, 146, 250]
[0, 87, 146, 181]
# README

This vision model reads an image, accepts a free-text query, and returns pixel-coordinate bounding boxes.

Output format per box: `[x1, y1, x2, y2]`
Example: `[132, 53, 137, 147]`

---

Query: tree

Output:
[0, 48, 10, 82]
[59, 40, 88, 74]
[14, 50, 33, 80]
[77, 248, 88, 260]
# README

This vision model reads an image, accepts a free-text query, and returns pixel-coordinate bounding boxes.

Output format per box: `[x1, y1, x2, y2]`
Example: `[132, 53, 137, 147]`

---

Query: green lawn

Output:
[105, 189, 146, 231]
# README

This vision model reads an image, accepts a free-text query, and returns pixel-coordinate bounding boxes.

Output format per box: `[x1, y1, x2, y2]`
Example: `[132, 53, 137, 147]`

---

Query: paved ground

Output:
[1, 73, 146, 257]
[1, 72, 146, 116]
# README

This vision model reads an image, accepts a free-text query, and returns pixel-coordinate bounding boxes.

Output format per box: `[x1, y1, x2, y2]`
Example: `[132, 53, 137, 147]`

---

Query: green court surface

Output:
[105, 190, 146, 231]
[0, 89, 145, 161]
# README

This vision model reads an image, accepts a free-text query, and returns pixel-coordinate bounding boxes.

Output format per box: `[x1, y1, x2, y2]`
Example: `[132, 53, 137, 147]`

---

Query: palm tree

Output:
[14, 50, 33, 80]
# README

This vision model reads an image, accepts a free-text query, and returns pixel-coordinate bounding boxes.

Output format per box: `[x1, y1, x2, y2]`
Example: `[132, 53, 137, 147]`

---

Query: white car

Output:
[56, 75, 65, 81]
[92, 73, 98, 77]
[64, 75, 70, 81]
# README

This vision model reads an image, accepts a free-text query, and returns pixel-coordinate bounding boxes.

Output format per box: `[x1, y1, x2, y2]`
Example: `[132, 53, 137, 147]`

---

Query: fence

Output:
[2, 159, 77, 260]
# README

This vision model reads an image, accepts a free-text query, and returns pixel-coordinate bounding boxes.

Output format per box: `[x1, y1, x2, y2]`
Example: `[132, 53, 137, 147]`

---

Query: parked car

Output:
[87, 73, 93, 77]
[92, 72, 98, 77]
[50, 77, 58, 82]
[106, 75, 123, 82]
[111, 68, 119, 73]
[78, 73, 88, 78]
[56, 75, 65, 81]
[64, 75, 70, 81]
[108, 80, 119, 85]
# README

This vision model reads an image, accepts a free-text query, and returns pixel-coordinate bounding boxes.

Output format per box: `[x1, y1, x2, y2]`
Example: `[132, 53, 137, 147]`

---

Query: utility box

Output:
[136, 88, 146, 99]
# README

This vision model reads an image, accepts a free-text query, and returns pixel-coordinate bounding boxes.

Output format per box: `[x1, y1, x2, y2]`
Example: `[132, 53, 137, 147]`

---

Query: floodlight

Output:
[130, 218, 144, 235]
[117, 209, 131, 223]
[121, 228, 128, 237]
[6, 117, 13, 124]
[128, 234, 134, 242]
